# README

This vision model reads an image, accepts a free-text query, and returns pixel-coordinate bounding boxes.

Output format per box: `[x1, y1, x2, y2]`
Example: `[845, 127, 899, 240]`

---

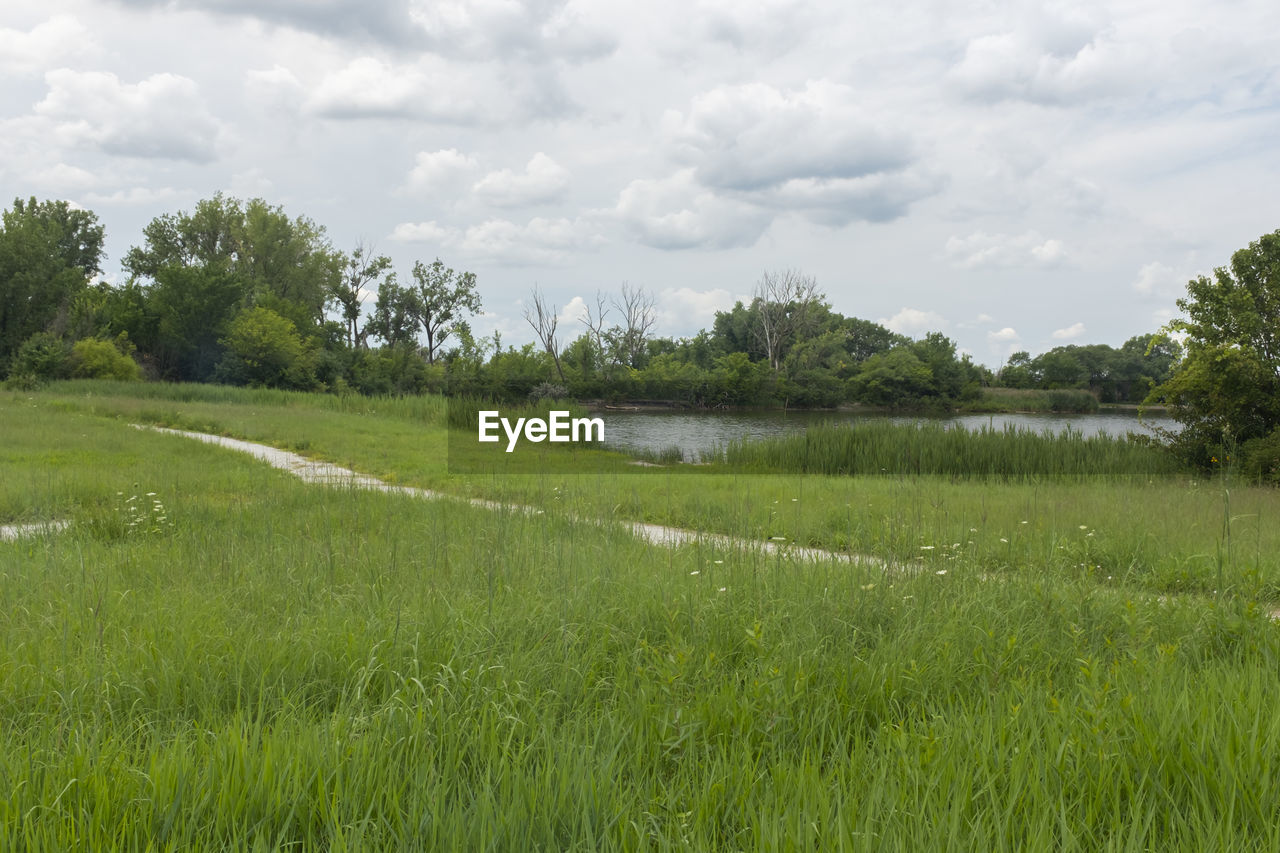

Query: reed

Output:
[721, 420, 1181, 479]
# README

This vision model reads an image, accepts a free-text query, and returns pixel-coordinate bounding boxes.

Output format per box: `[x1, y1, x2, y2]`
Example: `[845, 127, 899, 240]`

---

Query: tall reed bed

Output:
[722, 420, 1181, 478]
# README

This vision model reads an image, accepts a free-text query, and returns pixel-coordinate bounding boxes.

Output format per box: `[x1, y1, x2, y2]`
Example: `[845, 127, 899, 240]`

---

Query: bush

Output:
[7, 332, 70, 382]
[69, 337, 142, 381]
[1240, 428, 1280, 484]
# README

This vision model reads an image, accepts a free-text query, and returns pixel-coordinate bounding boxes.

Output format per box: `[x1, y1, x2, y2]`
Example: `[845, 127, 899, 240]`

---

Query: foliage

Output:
[0, 197, 104, 371]
[997, 336, 1180, 403]
[69, 336, 142, 381]
[8, 331, 71, 381]
[123, 192, 343, 328]
[217, 307, 314, 389]
[1154, 230, 1280, 470]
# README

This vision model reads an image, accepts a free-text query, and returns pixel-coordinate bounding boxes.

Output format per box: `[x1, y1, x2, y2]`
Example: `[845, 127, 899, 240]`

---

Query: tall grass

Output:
[4, 398, 1280, 848]
[45, 378, 449, 424]
[722, 420, 1181, 479]
[960, 387, 1101, 413]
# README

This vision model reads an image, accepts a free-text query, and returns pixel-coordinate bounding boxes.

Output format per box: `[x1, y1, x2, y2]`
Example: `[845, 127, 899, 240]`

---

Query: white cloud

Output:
[390, 221, 456, 243]
[557, 295, 589, 328]
[656, 286, 737, 331]
[987, 327, 1020, 343]
[946, 231, 1067, 269]
[82, 186, 182, 206]
[879, 307, 947, 336]
[473, 152, 570, 207]
[31, 162, 100, 192]
[1051, 322, 1086, 340]
[35, 70, 221, 162]
[0, 15, 98, 74]
[391, 216, 602, 265]
[406, 149, 480, 194]
[948, 10, 1152, 106]
[245, 65, 304, 110]
[1133, 260, 1189, 299]
[614, 169, 771, 250]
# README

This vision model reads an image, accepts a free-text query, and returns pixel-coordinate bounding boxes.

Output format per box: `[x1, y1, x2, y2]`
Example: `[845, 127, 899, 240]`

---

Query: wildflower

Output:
[718, 587, 727, 593]
[713, 559, 724, 564]
[1079, 525, 1088, 530]
[920, 545, 935, 550]
[936, 569, 947, 575]
[690, 570, 700, 576]
[1020, 520, 1028, 525]
[860, 583, 875, 590]
[969, 527, 977, 532]
[1000, 537, 1008, 543]
[770, 536, 786, 541]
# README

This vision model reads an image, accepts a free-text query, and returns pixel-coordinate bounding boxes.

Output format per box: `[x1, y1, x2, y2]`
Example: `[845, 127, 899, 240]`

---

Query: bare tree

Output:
[580, 290, 611, 378]
[329, 240, 393, 349]
[753, 269, 821, 371]
[524, 285, 566, 382]
[611, 282, 657, 369]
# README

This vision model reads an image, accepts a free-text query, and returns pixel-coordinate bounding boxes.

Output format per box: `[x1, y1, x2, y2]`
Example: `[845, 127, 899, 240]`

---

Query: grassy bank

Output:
[5, 394, 1280, 848]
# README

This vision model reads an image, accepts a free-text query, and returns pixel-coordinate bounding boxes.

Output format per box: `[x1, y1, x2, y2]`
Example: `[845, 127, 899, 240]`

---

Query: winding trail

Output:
[147, 426, 882, 567]
[0, 520, 70, 541]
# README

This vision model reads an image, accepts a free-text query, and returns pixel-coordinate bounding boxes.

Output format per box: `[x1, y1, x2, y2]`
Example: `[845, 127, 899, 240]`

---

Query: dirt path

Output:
[147, 426, 881, 567]
[0, 520, 70, 541]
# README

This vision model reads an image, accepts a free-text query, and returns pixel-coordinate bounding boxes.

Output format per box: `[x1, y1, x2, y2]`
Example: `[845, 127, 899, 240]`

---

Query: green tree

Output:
[850, 348, 934, 406]
[330, 242, 393, 349]
[1152, 231, 1280, 466]
[411, 259, 481, 364]
[123, 193, 343, 335]
[0, 198, 104, 371]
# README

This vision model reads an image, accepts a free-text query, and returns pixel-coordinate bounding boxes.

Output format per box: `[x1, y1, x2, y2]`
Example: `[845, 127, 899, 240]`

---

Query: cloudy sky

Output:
[2, 0, 1278, 366]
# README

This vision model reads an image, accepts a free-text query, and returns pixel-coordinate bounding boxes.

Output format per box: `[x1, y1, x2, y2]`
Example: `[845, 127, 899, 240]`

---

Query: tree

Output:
[123, 193, 343, 333]
[523, 286, 566, 383]
[751, 269, 822, 371]
[610, 282, 656, 369]
[0, 198, 104, 371]
[409, 258, 481, 364]
[1152, 229, 1280, 463]
[366, 275, 417, 348]
[330, 242, 393, 349]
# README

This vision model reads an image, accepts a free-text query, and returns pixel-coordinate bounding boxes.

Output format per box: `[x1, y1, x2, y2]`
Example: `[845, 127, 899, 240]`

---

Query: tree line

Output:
[2, 193, 1278, 478]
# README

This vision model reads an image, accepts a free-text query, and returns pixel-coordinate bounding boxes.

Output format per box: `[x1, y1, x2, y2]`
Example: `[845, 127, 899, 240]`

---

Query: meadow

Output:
[3, 381, 1280, 849]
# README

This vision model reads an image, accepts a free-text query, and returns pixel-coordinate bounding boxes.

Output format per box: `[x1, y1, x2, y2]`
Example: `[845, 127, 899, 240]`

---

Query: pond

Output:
[595, 408, 1179, 462]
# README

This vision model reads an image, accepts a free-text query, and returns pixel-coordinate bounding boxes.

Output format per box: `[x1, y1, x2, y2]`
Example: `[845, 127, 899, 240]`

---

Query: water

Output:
[597, 408, 1179, 462]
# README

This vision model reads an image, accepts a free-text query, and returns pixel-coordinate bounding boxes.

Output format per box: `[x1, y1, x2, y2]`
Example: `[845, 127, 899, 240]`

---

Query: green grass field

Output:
[4, 381, 1280, 849]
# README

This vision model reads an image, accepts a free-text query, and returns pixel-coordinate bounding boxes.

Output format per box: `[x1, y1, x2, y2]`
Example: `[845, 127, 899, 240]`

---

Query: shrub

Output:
[7, 332, 70, 382]
[69, 337, 142, 381]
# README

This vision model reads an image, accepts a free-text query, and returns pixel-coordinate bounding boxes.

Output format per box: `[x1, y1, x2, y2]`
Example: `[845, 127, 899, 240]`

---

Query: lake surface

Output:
[596, 409, 1179, 461]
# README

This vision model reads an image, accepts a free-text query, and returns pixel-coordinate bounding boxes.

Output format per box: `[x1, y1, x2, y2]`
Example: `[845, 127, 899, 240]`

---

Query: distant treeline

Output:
[2, 193, 1172, 411]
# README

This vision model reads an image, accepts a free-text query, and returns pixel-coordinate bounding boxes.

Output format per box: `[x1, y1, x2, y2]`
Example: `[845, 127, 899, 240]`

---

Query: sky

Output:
[2, 0, 1278, 368]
